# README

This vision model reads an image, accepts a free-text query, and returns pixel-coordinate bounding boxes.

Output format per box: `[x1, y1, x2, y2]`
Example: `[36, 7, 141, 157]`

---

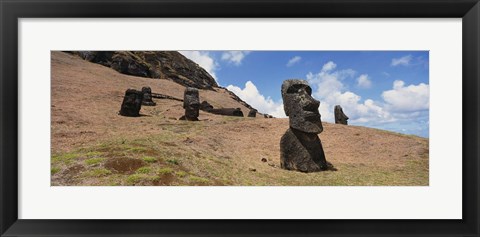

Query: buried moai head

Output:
[141, 86, 156, 106]
[248, 109, 257, 117]
[182, 87, 200, 120]
[119, 89, 143, 117]
[281, 79, 323, 134]
[334, 105, 349, 125]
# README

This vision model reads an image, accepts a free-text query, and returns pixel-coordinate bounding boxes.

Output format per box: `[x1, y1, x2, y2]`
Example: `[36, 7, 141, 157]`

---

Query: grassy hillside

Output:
[51, 52, 429, 186]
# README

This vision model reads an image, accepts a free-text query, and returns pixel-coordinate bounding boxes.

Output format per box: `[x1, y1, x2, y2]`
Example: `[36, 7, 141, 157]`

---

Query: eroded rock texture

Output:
[119, 89, 143, 117]
[179, 87, 200, 121]
[279, 79, 334, 172]
[248, 109, 257, 117]
[141, 86, 156, 106]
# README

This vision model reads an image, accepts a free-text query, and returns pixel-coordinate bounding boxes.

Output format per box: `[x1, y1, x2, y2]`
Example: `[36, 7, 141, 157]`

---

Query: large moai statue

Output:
[141, 87, 156, 106]
[119, 89, 143, 117]
[248, 109, 257, 117]
[279, 79, 334, 172]
[179, 87, 200, 121]
[334, 105, 349, 125]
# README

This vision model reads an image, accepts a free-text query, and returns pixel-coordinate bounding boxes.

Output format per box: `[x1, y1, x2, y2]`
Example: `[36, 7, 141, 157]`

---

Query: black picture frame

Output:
[1, 0, 479, 236]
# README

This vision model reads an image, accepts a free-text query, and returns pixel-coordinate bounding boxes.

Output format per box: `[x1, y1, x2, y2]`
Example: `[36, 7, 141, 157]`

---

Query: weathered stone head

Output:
[279, 79, 334, 172]
[334, 105, 349, 125]
[248, 109, 257, 117]
[281, 79, 323, 134]
[141, 86, 156, 106]
[119, 89, 143, 117]
[182, 87, 200, 120]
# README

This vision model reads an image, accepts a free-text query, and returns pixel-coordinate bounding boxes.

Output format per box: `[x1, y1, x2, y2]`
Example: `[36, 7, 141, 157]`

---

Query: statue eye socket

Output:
[287, 85, 312, 95]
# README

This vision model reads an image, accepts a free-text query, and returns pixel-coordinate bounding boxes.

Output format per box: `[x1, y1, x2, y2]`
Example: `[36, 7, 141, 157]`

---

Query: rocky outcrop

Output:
[66, 51, 218, 90]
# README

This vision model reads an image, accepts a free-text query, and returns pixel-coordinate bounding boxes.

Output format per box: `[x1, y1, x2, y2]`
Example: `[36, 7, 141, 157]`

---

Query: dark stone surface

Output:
[200, 100, 214, 111]
[248, 109, 257, 117]
[280, 128, 332, 172]
[180, 87, 200, 121]
[141, 86, 156, 106]
[279, 79, 334, 172]
[281, 79, 323, 133]
[119, 89, 143, 117]
[334, 105, 349, 125]
[67, 51, 218, 89]
[208, 108, 244, 117]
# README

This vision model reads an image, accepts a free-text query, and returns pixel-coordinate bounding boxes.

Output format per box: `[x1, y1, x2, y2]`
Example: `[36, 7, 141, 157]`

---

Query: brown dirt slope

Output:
[51, 51, 429, 186]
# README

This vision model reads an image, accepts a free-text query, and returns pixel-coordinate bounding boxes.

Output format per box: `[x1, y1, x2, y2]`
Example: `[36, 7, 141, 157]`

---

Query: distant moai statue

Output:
[279, 79, 334, 172]
[200, 100, 214, 111]
[141, 86, 156, 106]
[334, 105, 349, 125]
[208, 108, 244, 117]
[119, 89, 143, 117]
[248, 109, 257, 117]
[179, 87, 200, 121]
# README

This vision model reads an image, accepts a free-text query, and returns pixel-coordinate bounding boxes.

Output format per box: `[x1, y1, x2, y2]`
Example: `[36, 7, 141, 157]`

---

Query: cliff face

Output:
[67, 51, 219, 89]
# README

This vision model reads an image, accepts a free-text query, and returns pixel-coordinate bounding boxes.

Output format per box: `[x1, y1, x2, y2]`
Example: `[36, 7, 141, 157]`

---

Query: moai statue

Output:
[119, 89, 143, 117]
[141, 86, 156, 106]
[334, 105, 349, 125]
[280, 79, 334, 172]
[248, 109, 257, 117]
[179, 87, 200, 121]
[200, 100, 214, 111]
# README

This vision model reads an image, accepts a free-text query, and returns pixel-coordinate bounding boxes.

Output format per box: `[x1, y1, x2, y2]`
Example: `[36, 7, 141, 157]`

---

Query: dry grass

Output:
[51, 51, 429, 186]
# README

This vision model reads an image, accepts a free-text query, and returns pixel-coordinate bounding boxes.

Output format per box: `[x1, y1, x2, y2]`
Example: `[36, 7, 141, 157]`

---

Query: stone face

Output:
[200, 100, 214, 111]
[281, 79, 323, 134]
[141, 86, 156, 106]
[119, 89, 143, 117]
[208, 108, 244, 117]
[279, 79, 333, 172]
[180, 87, 200, 121]
[248, 109, 257, 117]
[334, 105, 349, 125]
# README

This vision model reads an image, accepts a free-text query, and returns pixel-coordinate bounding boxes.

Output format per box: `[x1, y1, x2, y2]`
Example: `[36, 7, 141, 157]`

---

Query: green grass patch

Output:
[175, 171, 187, 177]
[142, 156, 157, 163]
[51, 167, 61, 175]
[157, 167, 174, 175]
[52, 153, 80, 165]
[166, 159, 179, 165]
[189, 176, 209, 183]
[85, 151, 103, 157]
[85, 158, 104, 165]
[83, 168, 111, 177]
[126, 174, 159, 185]
[136, 167, 152, 174]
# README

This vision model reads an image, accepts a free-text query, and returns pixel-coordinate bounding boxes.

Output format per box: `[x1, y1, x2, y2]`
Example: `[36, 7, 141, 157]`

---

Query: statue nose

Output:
[301, 90, 320, 111]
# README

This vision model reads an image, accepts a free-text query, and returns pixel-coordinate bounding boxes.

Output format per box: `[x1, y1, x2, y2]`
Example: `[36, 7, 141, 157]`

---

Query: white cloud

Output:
[322, 61, 337, 72]
[226, 81, 286, 118]
[286, 56, 301, 67]
[221, 51, 250, 66]
[307, 63, 392, 124]
[382, 80, 429, 112]
[391, 55, 412, 66]
[356, 74, 372, 88]
[179, 51, 218, 80]
[305, 61, 430, 137]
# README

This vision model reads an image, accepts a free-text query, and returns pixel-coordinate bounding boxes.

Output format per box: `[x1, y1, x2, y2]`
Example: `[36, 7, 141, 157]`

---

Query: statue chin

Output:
[290, 120, 323, 134]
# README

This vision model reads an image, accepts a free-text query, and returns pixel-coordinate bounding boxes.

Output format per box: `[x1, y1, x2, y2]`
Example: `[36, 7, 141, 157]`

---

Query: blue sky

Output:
[180, 51, 429, 138]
